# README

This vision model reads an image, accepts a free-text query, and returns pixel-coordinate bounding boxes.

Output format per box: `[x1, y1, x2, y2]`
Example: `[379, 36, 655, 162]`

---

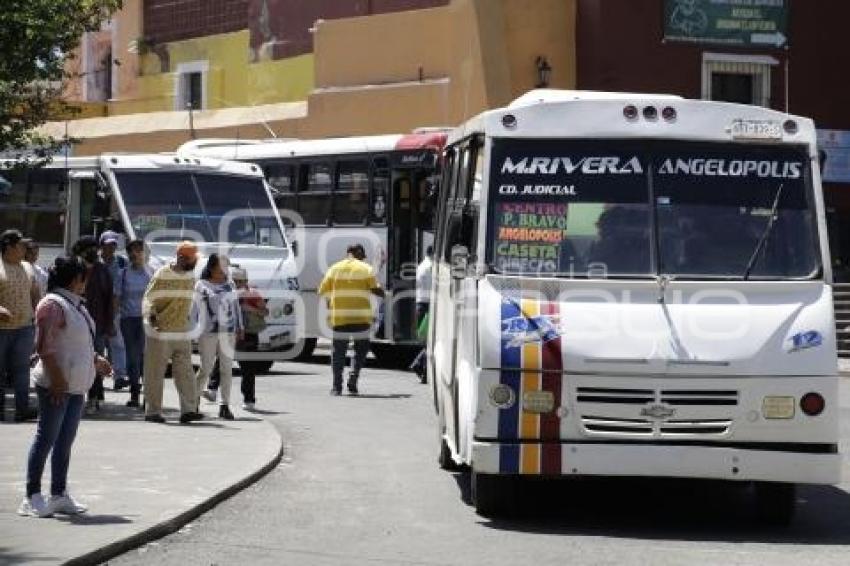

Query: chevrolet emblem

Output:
[640, 404, 677, 420]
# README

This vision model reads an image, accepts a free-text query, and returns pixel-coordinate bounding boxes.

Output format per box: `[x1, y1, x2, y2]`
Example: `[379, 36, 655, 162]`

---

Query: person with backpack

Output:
[201, 267, 268, 410]
[194, 254, 243, 420]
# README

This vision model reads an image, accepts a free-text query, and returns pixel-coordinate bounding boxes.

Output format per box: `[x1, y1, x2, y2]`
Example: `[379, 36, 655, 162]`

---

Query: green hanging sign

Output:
[664, 0, 788, 48]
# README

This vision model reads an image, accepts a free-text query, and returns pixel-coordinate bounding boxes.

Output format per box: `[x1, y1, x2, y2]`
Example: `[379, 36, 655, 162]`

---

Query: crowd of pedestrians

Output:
[4, 226, 428, 518]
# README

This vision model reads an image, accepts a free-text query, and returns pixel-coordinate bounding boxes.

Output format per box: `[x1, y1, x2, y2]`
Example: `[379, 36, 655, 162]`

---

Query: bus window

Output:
[334, 160, 370, 225]
[0, 168, 66, 245]
[372, 157, 389, 225]
[299, 162, 333, 226]
[265, 163, 297, 223]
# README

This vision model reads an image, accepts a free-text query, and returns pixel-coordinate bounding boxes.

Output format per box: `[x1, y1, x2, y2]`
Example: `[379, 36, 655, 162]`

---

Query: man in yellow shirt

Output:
[318, 244, 384, 395]
[142, 241, 203, 424]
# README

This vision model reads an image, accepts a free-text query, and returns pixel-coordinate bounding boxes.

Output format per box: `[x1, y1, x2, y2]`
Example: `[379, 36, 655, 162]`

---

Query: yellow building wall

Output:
[55, 0, 578, 154]
[109, 30, 315, 115]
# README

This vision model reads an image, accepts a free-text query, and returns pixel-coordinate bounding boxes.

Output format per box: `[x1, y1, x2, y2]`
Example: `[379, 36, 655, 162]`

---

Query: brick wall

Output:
[144, 0, 249, 44]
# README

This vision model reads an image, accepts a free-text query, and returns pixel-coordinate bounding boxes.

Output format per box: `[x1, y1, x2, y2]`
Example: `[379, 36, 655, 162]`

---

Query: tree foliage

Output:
[0, 0, 122, 157]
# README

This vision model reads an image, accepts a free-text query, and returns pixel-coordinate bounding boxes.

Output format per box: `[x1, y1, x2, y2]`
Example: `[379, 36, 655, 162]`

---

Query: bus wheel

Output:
[472, 471, 514, 517]
[754, 482, 797, 526]
[438, 435, 458, 471]
[294, 337, 317, 361]
[371, 343, 418, 369]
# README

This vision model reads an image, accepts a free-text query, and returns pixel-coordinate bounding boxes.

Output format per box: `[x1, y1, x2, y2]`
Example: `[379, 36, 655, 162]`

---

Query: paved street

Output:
[107, 351, 850, 566]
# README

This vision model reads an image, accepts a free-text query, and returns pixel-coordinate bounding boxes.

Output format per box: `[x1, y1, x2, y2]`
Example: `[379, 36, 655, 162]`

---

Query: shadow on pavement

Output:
[456, 473, 850, 545]
[348, 393, 413, 400]
[0, 547, 58, 564]
[55, 514, 134, 526]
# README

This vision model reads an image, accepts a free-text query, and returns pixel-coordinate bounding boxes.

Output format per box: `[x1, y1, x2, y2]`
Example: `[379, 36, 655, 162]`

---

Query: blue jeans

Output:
[0, 325, 35, 413]
[26, 387, 85, 497]
[108, 314, 127, 378]
[121, 317, 144, 393]
[331, 324, 371, 390]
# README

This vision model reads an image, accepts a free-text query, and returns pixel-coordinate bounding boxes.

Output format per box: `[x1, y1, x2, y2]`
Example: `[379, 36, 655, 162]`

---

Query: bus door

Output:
[388, 155, 433, 343]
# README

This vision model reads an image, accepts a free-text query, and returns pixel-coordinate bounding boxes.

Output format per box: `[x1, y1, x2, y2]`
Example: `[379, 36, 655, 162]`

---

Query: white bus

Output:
[430, 90, 840, 523]
[178, 132, 447, 363]
[0, 154, 298, 370]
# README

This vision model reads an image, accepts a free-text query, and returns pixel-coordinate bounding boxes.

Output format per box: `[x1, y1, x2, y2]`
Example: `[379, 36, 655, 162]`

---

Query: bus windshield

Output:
[487, 139, 819, 280]
[116, 172, 286, 247]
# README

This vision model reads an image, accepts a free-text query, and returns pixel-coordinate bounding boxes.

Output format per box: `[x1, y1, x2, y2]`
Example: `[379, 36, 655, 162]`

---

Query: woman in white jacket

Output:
[19, 256, 111, 518]
[195, 254, 243, 420]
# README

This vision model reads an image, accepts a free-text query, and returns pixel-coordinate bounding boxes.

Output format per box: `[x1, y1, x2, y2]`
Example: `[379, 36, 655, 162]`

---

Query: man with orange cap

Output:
[142, 241, 203, 424]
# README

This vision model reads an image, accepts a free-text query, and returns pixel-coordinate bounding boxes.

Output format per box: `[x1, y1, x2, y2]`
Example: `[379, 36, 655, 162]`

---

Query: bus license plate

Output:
[730, 120, 782, 140]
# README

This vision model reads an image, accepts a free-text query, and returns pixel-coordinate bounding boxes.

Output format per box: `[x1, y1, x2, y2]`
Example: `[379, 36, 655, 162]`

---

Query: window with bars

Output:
[701, 54, 778, 108]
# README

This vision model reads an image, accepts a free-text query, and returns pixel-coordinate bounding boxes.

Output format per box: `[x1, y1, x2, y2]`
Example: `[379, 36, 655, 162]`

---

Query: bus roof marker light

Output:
[784, 119, 799, 135]
[111, 157, 118, 165]
[623, 105, 639, 121]
[662, 106, 678, 122]
[502, 114, 518, 130]
[643, 106, 659, 121]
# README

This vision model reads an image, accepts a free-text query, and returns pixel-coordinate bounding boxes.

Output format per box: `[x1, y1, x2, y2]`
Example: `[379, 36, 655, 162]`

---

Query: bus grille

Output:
[576, 386, 737, 438]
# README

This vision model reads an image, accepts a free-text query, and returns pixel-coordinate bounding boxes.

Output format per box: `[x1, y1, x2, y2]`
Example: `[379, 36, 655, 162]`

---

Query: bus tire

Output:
[754, 482, 797, 526]
[371, 343, 418, 369]
[438, 435, 459, 471]
[294, 337, 317, 360]
[472, 471, 513, 517]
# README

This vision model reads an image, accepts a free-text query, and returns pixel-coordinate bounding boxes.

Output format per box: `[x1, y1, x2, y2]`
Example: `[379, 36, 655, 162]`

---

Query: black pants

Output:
[208, 334, 259, 403]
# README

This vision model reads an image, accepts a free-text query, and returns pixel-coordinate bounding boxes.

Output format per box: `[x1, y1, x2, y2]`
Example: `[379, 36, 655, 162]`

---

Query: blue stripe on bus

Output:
[499, 298, 521, 474]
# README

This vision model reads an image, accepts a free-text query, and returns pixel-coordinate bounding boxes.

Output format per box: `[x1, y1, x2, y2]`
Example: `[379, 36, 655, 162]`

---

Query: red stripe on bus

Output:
[395, 132, 448, 151]
[540, 301, 563, 475]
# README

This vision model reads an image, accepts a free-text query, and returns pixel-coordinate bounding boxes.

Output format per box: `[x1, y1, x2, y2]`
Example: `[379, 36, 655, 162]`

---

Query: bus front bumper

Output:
[471, 440, 841, 484]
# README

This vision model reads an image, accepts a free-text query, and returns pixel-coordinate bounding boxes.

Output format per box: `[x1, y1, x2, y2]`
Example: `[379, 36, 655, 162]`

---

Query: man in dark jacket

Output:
[72, 236, 115, 414]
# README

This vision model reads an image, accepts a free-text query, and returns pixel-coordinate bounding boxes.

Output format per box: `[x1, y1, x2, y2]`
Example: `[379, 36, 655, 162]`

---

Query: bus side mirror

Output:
[450, 245, 469, 280]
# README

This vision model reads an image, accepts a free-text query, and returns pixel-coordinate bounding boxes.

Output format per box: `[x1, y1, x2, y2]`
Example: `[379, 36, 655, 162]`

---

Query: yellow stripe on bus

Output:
[520, 299, 541, 475]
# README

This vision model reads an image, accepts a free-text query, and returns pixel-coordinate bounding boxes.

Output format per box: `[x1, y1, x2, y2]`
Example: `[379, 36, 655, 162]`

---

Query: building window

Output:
[174, 61, 208, 110]
[701, 53, 778, 108]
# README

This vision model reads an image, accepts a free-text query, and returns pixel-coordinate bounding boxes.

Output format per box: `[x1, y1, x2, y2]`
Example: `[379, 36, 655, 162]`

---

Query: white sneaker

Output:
[201, 389, 217, 403]
[48, 492, 88, 515]
[242, 402, 255, 411]
[18, 494, 53, 518]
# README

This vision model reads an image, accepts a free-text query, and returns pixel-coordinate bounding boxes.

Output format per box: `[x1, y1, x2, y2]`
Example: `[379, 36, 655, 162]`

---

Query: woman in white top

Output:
[19, 256, 111, 518]
[194, 254, 243, 420]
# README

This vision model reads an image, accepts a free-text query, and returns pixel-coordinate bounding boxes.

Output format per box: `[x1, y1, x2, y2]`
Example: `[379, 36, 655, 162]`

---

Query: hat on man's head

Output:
[0, 229, 23, 252]
[176, 241, 198, 259]
[99, 230, 121, 246]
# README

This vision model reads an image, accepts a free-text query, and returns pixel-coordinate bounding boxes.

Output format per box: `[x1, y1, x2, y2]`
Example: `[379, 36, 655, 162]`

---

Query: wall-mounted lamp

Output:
[536, 56, 552, 88]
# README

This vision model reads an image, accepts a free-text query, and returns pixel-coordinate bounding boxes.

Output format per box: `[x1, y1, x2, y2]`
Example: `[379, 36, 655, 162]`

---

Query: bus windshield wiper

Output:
[743, 183, 784, 281]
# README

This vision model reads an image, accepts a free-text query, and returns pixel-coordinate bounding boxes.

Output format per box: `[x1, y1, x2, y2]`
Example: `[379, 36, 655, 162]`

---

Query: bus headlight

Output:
[522, 391, 555, 414]
[489, 384, 515, 409]
[762, 396, 795, 419]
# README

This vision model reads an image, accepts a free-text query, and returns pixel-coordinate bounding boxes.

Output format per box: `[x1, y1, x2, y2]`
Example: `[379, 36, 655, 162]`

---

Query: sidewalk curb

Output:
[63, 421, 284, 566]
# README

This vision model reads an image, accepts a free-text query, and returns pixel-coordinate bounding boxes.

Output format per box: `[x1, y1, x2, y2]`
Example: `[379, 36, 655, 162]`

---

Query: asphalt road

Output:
[110, 354, 850, 566]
